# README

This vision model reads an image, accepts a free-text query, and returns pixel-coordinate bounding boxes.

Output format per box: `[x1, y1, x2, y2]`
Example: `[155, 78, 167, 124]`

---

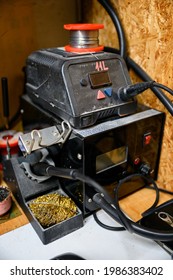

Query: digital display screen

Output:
[96, 146, 127, 174]
[89, 70, 112, 89]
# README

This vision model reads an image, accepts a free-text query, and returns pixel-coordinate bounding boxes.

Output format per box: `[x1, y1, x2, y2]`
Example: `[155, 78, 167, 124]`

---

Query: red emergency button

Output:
[143, 133, 152, 145]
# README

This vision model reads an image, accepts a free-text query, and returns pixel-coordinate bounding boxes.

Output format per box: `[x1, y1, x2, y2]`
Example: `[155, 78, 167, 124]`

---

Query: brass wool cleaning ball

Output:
[29, 193, 77, 227]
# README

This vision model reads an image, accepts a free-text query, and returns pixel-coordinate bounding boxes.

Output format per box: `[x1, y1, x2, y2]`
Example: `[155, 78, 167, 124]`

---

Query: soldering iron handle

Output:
[31, 162, 78, 180]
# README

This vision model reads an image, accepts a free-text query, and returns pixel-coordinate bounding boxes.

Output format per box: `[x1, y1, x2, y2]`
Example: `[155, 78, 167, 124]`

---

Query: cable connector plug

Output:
[118, 81, 155, 101]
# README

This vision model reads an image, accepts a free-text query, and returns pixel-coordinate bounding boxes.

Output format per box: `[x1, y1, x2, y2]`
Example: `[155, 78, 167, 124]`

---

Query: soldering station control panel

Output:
[26, 49, 137, 129]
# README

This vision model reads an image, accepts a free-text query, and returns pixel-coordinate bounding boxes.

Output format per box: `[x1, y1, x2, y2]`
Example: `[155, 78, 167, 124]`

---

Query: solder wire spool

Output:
[0, 186, 12, 216]
[0, 130, 22, 170]
[64, 23, 104, 52]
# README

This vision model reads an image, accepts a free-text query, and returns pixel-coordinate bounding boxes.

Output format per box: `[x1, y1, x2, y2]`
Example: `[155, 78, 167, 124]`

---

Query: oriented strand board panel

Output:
[0, 0, 79, 128]
[82, 0, 173, 191]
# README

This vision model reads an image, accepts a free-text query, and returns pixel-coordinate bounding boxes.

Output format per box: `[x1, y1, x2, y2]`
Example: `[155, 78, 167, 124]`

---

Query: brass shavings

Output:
[29, 193, 77, 228]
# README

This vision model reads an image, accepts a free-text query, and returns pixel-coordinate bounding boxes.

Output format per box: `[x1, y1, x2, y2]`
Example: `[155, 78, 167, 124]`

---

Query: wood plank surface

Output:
[119, 187, 173, 222]
[0, 175, 28, 235]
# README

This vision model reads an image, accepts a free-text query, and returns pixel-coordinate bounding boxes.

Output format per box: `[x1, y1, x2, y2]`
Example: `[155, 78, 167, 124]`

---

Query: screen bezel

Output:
[96, 146, 128, 174]
[89, 70, 112, 89]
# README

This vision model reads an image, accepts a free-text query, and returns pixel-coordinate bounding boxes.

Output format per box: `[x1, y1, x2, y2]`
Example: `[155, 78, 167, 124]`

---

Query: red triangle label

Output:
[97, 90, 105, 100]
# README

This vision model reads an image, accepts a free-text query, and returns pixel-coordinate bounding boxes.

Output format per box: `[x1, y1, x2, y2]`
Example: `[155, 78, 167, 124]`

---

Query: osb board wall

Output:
[82, 0, 173, 191]
[0, 0, 79, 128]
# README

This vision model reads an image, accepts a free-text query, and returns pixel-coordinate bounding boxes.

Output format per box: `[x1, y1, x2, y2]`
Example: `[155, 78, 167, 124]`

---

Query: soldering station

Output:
[1, 0, 173, 259]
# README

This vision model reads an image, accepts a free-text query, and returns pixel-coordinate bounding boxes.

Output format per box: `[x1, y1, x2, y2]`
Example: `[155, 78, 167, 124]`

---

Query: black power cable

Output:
[98, 0, 126, 59]
[93, 211, 126, 231]
[104, 46, 173, 115]
[126, 56, 173, 115]
[98, 0, 173, 115]
[30, 162, 173, 241]
[118, 81, 173, 101]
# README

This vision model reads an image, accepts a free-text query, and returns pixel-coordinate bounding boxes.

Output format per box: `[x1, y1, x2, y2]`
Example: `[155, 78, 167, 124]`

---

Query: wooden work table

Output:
[120, 187, 173, 222]
[0, 173, 28, 236]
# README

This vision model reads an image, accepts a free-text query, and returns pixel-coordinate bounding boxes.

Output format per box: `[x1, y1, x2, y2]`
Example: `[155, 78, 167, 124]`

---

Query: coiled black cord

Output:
[31, 162, 173, 241]
[93, 211, 126, 231]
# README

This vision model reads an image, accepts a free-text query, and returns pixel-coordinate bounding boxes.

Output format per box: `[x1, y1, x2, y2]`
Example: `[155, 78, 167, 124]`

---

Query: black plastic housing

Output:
[58, 106, 165, 215]
[4, 157, 83, 245]
[8, 96, 165, 217]
[26, 49, 137, 128]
